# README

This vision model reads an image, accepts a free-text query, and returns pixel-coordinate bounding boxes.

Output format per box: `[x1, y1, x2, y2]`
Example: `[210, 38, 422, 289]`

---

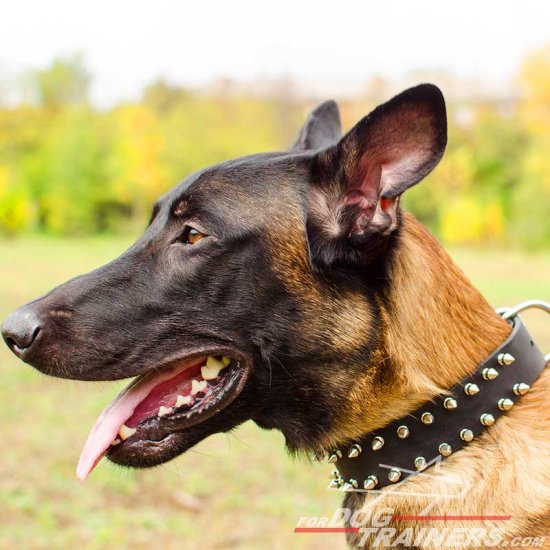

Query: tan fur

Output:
[268, 210, 374, 356]
[333, 213, 513, 443]
[269, 208, 550, 548]
[341, 214, 550, 548]
[346, 366, 550, 548]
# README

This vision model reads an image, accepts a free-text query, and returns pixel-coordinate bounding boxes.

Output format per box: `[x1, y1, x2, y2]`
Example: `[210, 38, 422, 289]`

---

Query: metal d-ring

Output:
[498, 300, 550, 363]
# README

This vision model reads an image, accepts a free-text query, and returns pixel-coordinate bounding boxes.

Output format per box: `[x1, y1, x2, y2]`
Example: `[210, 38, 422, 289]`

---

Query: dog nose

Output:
[1, 307, 42, 356]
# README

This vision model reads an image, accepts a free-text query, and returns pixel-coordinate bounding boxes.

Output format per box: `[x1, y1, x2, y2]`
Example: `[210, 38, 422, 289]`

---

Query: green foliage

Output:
[1, 52, 549, 248]
[27, 53, 91, 108]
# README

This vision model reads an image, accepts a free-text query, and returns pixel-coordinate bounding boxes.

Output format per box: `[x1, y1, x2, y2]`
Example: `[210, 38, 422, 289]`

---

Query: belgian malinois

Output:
[3, 84, 549, 548]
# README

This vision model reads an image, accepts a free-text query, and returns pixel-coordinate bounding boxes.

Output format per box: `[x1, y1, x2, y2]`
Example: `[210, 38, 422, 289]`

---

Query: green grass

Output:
[0, 236, 548, 549]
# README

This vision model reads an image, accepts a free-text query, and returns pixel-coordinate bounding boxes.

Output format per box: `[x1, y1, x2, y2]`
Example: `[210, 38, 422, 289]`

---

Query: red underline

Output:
[294, 516, 512, 532]
[294, 528, 360, 533]
[392, 515, 511, 521]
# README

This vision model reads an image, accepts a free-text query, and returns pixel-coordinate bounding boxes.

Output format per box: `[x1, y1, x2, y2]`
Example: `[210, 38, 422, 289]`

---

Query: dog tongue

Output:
[76, 358, 202, 480]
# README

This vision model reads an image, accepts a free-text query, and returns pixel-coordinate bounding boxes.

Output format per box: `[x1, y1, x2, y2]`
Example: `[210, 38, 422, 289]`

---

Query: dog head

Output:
[1, 84, 447, 477]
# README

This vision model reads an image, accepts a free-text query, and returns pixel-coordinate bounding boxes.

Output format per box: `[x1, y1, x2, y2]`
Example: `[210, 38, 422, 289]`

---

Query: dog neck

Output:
[388, 212, 511, 384]
[333, 213, 512, 443]
[334, 214, 550, 546]
[326, 213, 512, 447]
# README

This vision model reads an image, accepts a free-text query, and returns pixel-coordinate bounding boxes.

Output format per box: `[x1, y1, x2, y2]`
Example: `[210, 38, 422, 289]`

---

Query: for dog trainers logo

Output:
[295, 459, 546, 548]
[295, 508, 546, 548]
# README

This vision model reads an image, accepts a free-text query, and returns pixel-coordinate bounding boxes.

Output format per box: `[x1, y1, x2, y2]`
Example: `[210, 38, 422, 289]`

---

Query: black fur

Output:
[1, 84, 448, 470]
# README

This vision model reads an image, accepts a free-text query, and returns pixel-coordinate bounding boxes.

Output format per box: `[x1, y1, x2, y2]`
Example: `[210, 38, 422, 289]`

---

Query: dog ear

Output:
[306, 84, 447, 268]
[292, 100, 342, 151]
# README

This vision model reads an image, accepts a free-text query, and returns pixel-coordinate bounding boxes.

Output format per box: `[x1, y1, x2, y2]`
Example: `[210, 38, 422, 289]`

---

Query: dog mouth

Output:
[76, 351, 250, 480]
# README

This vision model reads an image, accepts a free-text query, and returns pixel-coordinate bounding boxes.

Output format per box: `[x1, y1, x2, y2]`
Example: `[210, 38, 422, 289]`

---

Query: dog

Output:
[2, 84, 549, 549]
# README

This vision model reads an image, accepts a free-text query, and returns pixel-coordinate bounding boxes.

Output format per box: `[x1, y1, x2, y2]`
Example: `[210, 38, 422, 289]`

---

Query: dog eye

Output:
[182, 226, 206, 245]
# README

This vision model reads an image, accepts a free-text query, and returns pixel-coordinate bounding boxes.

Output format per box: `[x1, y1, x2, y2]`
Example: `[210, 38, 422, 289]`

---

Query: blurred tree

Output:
[0, 48, 548, 249]
[464, 105, 529, 243]
[106, 104, 169, 228]
[514, 45, 550, 248]
[0, 106, 48, 234]
[28, 54, 91, 108]
[0, 164, 31, 235]
[38, 107, 110, 233]
[159, 96, 284, 183]
[143, 79, 193, 114]
[407, 100, 530, 246]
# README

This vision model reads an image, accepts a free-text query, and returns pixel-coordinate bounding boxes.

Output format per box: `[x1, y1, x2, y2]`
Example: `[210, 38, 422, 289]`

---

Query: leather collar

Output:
[325, 309, 548, 492]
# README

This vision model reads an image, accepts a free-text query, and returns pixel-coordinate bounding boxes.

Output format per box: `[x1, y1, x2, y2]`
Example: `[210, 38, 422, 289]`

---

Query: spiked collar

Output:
[325, 301, 549, 492]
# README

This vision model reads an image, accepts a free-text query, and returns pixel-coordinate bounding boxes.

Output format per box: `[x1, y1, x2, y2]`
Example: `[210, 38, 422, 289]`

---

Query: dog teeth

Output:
[111, 438, 121, 446]
[201, 356, 229, 380]
[158, 405, 172, 417]
[175, 395, 192, 408]
[191, 379, 208, 395]
[118, 424, 136, 440]
[201, 365, 221, 380]
[206, 356, 225, 369]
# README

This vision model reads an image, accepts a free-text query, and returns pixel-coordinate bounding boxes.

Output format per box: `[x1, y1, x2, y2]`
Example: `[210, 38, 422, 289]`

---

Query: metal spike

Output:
[460, 428, 474, 442]
[388, 468, 401, 483]
[421, 412, 434, 425]
[444, 397, 458, 410]
[329, 478, 342, 489]
[347, 444, 362, 458]
[439, 443, 452, 457]
[371, 436, 385, 451]
[327, 450, 342, 463]
[482, 368, 499, 380]
[498, 398, 514, 411]
[342, 478, 358, 492]
[480, 413, 495, 426]
[497, 353, 515, 366]
[464, 383, 480, 396]
[513, 383, 530, 396]
[415, 457, 427, 471]
[363, 475, 378, 490]
[397, 425, 410, 439]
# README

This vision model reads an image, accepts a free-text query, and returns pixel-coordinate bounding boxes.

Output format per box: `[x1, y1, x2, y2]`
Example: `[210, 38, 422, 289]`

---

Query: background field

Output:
[1, 236, 548, 550]
[1, 3, 550, 548]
